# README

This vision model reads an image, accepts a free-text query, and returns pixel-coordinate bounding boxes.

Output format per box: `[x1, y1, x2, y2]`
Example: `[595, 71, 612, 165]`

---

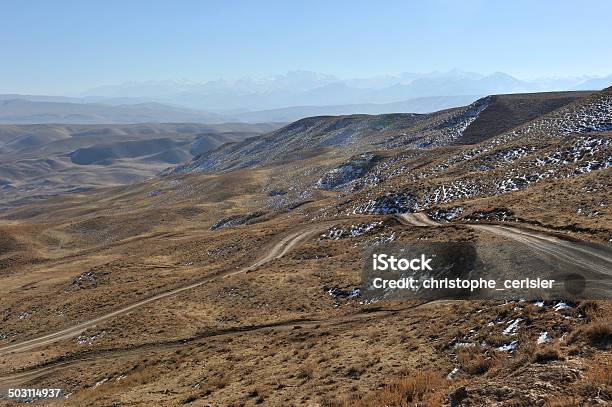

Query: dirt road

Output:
[5, 214, 607, 358]
[399, 213, 612, 295]
[0, 223, 330, 358]
[0, 302, 430, 388]
[398, 212, 440, 227]
[2, 213, 610, 388]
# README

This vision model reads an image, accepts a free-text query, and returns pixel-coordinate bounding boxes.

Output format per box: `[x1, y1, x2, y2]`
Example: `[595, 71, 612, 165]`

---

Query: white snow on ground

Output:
[431, 97, 491, 143]
[503, 318, 523, 335]
[334, 92, 612, 220]
[319, 221, 383, 240]
[448, 97, 491, 139]
[415, 92, 612, 181]
[424, 180, 480, 205]
[454, 342, 477, 348]
[497, 341, 519, 352]
[447, 367, 460, 379]
[491, 93, 612, 146]
[497, 170, 555, 193]
[537, 332, 550, 344]
[536, 137, 611, 166]
[429, 206, 463, 221]
[384, 97, 491, 150]
[316, 154, 377, 190]
[76, 331, 105, 345]
[18, 311, 33, 320]
[354, 192, 420, 215]
[553, 302, 571, 311]
[327, 288, 360, 300]
[349, 105, 610, 213]
[416, 135, 609, 207]
[370, 232, 396, 246]
[533, 300, 545, 307]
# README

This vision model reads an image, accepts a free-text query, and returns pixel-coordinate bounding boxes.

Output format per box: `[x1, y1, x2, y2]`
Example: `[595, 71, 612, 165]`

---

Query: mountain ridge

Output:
[169, 90, 596, 175]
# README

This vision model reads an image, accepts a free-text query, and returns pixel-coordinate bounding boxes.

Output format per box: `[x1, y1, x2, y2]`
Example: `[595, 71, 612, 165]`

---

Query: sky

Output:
[2, 0, 612, 94]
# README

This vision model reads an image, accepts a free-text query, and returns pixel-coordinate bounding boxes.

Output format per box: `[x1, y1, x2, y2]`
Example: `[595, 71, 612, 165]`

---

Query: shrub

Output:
[344, 370, 449, 406]
[457, 346, 498, 374]
[534, 345, 563, 363]
[544, 396, 579, 407]
[583, 320, 612, 346]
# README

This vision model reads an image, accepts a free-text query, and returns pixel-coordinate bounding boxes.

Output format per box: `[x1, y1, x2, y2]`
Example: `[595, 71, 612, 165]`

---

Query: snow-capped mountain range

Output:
[77, 70, 611, 111]
[1, 70, 611, 124]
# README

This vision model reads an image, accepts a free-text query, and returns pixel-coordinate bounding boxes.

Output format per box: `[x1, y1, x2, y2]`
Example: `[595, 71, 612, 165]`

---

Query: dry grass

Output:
[583, 320, 612, 346]
[482, 332, 510, 347]
[534, 345, 563, 364]
[457, 346, 498, 375]
[580, 354, 612, 399]
[344, 370, 449, 407]
[586, 355, 612, 387]
[569, 315, 612, 348]
[296, 361, 316, 380]
[0, 141, 610, 407]
[544, 395, 580, 407]
[578, 300, 601, 321]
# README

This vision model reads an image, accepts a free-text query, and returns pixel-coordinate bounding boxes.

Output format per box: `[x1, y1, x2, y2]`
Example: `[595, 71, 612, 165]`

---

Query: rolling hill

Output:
[0, 99, 226, 124]
[170, 91, 594, 174]
[0, 122, 281, 209]
[0, 88, 610, 406]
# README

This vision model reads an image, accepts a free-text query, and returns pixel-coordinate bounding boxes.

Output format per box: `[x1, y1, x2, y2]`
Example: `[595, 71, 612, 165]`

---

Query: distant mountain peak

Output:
[44, 70, 612, 112]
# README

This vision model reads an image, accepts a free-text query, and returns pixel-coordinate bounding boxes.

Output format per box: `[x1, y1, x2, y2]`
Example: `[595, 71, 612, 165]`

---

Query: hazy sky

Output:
[2, 0, 612, 94]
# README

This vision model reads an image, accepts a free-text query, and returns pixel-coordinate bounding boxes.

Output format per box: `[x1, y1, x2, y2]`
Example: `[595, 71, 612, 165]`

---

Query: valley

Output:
[0, 88, 610, 406]
[0, 122, 281, 210]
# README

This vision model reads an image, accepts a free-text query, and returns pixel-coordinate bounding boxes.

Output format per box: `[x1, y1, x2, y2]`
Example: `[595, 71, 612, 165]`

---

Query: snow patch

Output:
[503, 318, 523, 335]
[537, 332, 550, 344]
[553, 302, 571, 311]
[354, 192, 419, 215]
[319, 221, 383, 240]
[447, 367, 460, 379]
[497, 341, 519, 352]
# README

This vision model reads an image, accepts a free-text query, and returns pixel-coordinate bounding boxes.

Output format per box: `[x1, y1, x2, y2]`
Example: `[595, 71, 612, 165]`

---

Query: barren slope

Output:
[0, 89, 610, 406]
[0, 122, 281, 210]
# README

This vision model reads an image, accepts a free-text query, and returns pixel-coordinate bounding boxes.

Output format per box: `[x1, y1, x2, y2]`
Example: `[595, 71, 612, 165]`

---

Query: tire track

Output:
[2, 212, 610, 388]
[0, 223, 331, 357]
[399, 212, 612, 291]
[0, 303, 430, 388]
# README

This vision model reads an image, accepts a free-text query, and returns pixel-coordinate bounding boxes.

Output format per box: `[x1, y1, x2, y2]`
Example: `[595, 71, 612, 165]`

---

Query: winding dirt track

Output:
[1, 213, 610, 388]
[0, 223, 331, 358]
[400, 213, 612, 293]
[398, 212, 440, 227]
[469, 224, 612, 275]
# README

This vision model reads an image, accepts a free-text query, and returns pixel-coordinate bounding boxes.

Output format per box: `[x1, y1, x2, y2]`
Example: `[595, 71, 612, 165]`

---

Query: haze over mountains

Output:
[2, 70, 611, 124]
[78, 70, 610, 110]
[0, 99, 226, 125]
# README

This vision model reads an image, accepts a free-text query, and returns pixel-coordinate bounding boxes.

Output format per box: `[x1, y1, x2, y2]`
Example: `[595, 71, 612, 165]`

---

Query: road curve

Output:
[2, 212, 611, 387]
[399, 212, 612, 293]
[398, 212, 440, 227]
[0, 223, 331, 357]
[469, 224, 612, 276]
